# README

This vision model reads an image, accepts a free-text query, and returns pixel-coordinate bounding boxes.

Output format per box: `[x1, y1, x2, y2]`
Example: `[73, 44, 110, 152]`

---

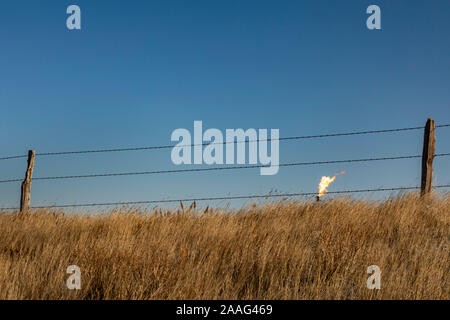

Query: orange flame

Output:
[318, 171, 345, 198]
[318, 176, 336, 197]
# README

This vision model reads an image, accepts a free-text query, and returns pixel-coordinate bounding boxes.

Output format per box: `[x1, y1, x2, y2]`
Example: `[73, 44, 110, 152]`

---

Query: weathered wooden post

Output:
[421, 118, 435, 196]
[20, 150, 35, 214]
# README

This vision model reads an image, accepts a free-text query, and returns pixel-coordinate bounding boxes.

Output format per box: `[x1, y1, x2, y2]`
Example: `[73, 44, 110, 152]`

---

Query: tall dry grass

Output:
[0, 192, 448, 299]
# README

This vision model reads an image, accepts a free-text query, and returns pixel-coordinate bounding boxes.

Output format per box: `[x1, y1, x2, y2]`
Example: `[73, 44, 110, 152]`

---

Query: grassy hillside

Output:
[0, 193, 448, 299]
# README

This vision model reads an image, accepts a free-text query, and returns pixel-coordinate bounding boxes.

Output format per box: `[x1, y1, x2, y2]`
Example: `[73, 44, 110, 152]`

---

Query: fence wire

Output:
[1, 123, 449, 210]
[1, 185, 449, 210]
[1, 153, 449, 184]
[1, 123, 449, 161]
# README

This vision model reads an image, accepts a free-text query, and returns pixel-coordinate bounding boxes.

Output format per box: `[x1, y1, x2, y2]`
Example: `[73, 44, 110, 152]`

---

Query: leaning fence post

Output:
[421, 118, 435, 196]
[20, 150, 35, 214]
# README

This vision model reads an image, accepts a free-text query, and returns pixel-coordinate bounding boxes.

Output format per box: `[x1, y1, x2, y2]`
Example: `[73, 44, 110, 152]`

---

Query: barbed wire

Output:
[0, 185, 449, 210]
[0, 155, 28, 161]
[0, 153, 448, 184]
[1, 123, 449, 161]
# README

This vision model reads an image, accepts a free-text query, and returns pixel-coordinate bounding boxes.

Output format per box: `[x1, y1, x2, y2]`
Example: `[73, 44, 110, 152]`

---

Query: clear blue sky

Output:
[1, 0, 449, 210]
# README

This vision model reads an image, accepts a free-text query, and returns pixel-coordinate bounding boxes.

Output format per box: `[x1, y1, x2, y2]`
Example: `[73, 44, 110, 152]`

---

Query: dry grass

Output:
[0, 192, 448, 300]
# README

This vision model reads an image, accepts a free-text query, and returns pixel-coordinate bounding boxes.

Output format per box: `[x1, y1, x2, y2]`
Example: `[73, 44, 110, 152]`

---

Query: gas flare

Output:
[318, 171, 345, 198]
[318, 176, 336, 197]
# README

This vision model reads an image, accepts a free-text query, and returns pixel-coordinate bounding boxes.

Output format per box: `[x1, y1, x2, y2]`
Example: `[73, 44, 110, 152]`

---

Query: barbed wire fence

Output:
[0, 118, 449, 212]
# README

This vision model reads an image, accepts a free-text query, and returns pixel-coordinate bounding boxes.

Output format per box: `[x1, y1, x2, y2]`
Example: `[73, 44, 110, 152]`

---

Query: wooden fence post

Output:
[421, 118, 435, 196]
[20, 150, 35, 214]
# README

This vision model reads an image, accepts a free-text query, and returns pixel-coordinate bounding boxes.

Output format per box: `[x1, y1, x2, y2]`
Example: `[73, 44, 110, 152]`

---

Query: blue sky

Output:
[1, 0, 449, 210]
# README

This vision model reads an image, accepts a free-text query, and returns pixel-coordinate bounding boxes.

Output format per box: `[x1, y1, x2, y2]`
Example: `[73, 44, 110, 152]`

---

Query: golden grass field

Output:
[0, 192, 448, 300]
